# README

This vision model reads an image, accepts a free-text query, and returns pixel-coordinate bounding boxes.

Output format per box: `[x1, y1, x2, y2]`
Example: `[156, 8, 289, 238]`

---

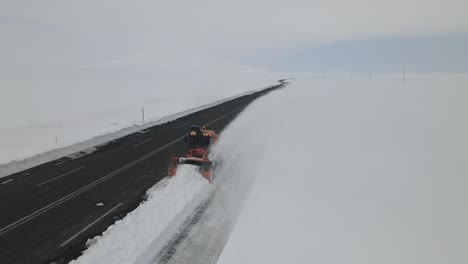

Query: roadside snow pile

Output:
[218, 73, 468, 264]
[0, 51, 280, 176]
[70, 165, 210, 264]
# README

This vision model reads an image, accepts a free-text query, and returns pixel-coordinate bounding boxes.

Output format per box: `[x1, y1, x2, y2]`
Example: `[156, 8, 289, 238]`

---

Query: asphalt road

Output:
[0, 83, 284, 264]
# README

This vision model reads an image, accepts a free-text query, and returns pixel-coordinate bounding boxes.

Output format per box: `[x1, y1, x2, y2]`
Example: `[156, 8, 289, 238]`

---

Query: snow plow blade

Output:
[168, 157, 213, 183]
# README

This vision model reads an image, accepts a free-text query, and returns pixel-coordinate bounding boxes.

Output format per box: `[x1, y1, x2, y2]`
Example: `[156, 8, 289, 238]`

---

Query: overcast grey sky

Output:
[1, 0, 467, 71]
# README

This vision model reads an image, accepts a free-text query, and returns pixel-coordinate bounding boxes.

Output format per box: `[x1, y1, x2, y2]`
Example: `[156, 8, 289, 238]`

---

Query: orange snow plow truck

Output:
[168, 125, 218, 183]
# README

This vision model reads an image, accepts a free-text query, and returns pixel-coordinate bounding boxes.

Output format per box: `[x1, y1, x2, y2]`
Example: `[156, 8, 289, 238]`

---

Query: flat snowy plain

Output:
[218, 73, 468, 264]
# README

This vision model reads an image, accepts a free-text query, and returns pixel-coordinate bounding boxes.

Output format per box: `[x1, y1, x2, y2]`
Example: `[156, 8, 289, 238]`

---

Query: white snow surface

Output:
[70, 165, 210, 264]
[0, 51, 279, 176]
[217, 73, 468, 264]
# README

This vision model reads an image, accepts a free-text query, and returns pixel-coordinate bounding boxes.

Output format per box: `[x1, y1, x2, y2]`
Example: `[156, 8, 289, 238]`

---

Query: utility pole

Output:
[142, 107, 145, 124]
[55, 136, 58, 145]
[402, 69, 406, 84]
[369, 72, 372, 80]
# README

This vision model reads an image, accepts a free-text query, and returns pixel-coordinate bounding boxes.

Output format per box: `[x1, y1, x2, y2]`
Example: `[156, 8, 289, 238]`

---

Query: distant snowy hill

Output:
[89, 50, 264, 73]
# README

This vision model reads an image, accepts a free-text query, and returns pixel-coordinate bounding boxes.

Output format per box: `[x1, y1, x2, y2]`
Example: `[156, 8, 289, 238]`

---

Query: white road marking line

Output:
[1, 179, 13, 185]
[36, 166, 85, 187]
[17, 173, 30, 179]
[60, 203, 122, 247]
[54, 161, 66, 166]
[0, 108, 240, 237]
[0, 136, 184, 237]
[132, 138, 153, 147]
[176, 123, 188, 128]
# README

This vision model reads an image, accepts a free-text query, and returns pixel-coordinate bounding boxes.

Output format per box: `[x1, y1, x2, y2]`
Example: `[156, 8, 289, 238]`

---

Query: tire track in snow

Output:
[155, 193, 215, 264]
[152, 177, 250, 264]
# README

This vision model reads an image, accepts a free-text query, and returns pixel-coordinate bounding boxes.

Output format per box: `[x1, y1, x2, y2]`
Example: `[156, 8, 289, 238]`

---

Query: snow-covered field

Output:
[218, 73, 468, 264]
[0, 52, 279, 177]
